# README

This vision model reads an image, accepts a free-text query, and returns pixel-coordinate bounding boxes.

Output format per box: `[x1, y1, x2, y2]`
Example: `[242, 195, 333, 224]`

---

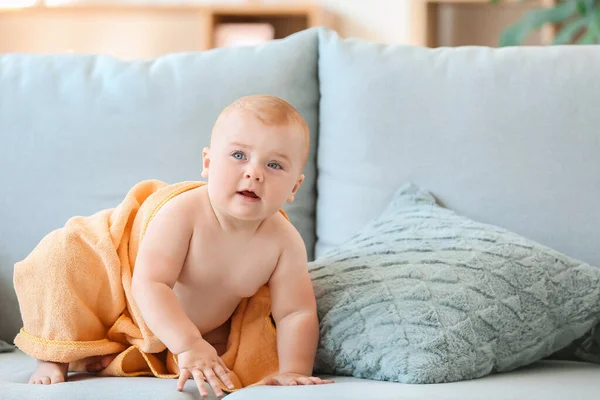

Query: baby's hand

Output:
[263, 372, 334, 386]
[176, 337, 235, 398]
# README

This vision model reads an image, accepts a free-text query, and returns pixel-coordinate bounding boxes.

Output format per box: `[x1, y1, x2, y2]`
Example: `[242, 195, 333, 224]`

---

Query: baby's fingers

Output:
[203, 368, 225, 398]
[214, 364, 235, 390]
[297, 376, 315, 385]
[177, 368, 192, 391]
[191, 369, 209, 398]
[218, 358, 230, 373]
[310, 376, 335, 384]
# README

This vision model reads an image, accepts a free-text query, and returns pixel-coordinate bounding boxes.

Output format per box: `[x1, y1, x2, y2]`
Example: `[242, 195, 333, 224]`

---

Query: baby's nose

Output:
[244, 165, 264, 182]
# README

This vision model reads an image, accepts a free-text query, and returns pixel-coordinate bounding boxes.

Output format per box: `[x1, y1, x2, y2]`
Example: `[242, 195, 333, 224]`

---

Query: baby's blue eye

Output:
[268, 162, 282, 170]
[232, 152, 245, 160]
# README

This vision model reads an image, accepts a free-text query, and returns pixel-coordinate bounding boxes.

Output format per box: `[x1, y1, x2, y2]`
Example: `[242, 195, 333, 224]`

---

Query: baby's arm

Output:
[133, 197, 234, 397]
[268, 226, 320, 377]
[131, 199, 201, 355]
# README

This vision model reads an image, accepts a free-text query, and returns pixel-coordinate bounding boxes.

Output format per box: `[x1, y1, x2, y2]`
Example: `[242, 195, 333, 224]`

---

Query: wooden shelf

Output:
[0, 2, 321, 15]
[210, 4, 320, 16]
[411, 0, 557, 47]
[0, 2, 335, 58]
[207, 3, 333, 47]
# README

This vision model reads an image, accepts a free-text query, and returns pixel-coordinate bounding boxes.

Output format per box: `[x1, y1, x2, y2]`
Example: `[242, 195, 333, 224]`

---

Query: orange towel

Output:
[13, 180, 281, 392]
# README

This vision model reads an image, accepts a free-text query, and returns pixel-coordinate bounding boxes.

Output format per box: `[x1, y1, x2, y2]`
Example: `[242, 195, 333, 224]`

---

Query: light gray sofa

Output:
[1, 27, 599, 399]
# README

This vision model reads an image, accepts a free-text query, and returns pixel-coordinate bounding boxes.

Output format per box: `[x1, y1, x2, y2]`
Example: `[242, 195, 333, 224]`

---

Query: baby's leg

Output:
[83, 354, 118, 372]
[29, 360, 68, 385]
[28, 353, 119, 384]
[203, 319, 231, 356]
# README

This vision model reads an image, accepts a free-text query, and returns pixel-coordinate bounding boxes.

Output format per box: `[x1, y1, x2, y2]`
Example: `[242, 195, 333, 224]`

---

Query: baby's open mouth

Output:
[238, 190, 260, 199]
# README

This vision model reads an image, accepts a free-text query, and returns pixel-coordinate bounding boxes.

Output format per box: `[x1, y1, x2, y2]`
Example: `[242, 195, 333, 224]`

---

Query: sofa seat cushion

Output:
[3, 350, 600, 400]
[228, 360, 600, 400]
[1, 350, 214, 399]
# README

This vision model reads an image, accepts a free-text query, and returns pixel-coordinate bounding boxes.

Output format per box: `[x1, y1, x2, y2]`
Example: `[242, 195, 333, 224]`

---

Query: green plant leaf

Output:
[489, 0, 552, 5]
[552, 17, 588, 44]
[499, 1, 579, 46]
[584, 0, 598, 13]
[576, 30, 596, 43]
[586, 7, 600, 42]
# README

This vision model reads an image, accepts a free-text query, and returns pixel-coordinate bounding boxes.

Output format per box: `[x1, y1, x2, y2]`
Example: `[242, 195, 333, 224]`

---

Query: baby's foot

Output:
[85, 354, 118, 372]
[29, 360, 68, 384]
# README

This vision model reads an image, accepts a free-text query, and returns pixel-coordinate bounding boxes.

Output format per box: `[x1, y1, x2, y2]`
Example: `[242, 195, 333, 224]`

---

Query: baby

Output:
[27, 95, 333, 397]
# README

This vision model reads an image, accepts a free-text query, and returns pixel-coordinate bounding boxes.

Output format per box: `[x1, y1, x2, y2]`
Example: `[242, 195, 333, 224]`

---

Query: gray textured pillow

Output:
[309, 183, 600, 384]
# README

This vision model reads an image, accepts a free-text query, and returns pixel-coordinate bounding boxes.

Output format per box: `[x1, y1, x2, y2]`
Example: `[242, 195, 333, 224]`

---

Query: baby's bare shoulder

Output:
[263, 211, 305, 252]
[136, 187, 209, 282]
[145, 186, 207, 236]
[155, 186, 206, 218]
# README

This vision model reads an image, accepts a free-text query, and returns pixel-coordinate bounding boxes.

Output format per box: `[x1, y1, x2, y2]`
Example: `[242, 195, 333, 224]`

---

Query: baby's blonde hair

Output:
[213, 94, 310, 166]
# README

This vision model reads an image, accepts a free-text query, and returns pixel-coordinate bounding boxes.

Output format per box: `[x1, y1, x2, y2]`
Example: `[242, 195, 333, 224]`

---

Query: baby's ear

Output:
[287, 174, 305, 203]
[201, 147, 210, 178]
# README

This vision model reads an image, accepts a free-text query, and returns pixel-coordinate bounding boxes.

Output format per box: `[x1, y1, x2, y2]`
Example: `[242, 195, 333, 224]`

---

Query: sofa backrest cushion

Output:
[316, 28, 600, 268]
[0, 28, 319, 341]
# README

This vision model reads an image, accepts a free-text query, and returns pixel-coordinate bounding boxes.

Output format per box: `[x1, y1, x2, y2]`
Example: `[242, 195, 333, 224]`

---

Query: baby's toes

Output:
[51, 373, 66, 384]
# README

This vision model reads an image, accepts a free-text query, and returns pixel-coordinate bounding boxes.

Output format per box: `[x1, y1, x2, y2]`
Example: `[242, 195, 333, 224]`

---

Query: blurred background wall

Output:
[0, 1, 561, 59]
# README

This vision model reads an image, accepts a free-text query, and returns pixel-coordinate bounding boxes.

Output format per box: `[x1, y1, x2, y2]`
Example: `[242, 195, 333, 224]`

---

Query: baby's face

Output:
[203, 111, 306, 222]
